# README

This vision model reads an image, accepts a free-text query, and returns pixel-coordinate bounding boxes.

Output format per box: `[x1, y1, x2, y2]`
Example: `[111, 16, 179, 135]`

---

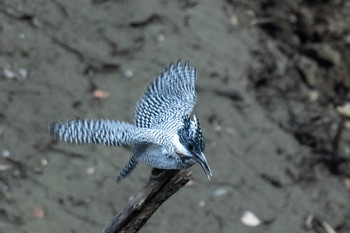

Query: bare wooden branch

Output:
[102, 168, 192, 233]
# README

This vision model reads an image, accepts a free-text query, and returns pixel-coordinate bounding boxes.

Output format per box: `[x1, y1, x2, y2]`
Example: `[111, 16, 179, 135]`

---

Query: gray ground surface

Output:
[0, 0, 349, 233]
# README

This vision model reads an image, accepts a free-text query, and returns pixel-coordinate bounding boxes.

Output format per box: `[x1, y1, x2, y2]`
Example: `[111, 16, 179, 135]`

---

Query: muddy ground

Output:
[0, 0, 350, 232]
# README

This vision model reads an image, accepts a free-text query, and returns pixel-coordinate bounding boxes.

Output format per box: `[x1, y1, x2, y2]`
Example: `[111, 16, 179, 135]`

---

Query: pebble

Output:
[289, 34, 301, 47]
[345, 34, 350, 45]
[86, 166, 96, 174]
[309, 90, 319, 102]
[3, 66, 29, 80]
[124, 69, 134, 78]
[3, 68, 16, 79]
[1, 150, 10, 158]
[18, 33, 25, 40]
[0, 164, 10, 171]
[33, 206, 45, 219]
[230, 15, 239, 26]
[93, 90, 110, 99]
[213, 188, 229, 197]
[336, 103, 350, 118]
[241, 211, 261, 227]
[157, 34, 165, 42]
[344, 178, 350, 189]
[18, 68, 28, 79]
[344, 121, 350, 129]
[297, 56, 318, 87]
[41, 158, 48, 166]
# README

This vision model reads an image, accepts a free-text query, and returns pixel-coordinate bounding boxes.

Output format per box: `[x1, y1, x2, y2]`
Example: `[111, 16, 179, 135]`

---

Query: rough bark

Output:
[102, 169, 192, 233]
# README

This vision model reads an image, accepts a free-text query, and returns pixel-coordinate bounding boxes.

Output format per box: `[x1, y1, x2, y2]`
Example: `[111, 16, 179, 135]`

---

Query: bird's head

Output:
[175, 115, 212, 180]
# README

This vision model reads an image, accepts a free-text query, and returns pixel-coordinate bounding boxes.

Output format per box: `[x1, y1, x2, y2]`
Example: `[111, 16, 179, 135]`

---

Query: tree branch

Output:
[102, 168, 192, 233]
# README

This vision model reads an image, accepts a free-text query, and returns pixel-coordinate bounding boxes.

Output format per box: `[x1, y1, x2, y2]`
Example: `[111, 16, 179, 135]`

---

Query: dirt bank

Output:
[0, 0, 349, 232]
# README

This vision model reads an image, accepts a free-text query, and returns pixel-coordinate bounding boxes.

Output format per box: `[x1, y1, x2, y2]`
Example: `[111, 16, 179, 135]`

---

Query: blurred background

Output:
[0, 0, 349, 232]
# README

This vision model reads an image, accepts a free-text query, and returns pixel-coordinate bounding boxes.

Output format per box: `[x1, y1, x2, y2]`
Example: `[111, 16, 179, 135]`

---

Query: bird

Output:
[49, 61, 212, 182]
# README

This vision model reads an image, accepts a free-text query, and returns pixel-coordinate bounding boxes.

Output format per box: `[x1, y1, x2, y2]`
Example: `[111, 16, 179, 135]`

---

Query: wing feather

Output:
[134, 61, 197, 129]
[134, 61, 197, 128]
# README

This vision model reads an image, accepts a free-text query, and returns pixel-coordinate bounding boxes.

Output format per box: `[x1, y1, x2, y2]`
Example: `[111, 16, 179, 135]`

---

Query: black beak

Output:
[194, 152, 212, 180]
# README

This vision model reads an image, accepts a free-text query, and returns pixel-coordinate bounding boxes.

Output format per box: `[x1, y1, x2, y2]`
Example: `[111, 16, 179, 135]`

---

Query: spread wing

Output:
[134, 61, 197, 130]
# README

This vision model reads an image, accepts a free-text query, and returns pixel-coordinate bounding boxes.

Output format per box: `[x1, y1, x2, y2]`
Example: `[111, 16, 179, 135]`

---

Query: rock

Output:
[157, 34, 165, 42]
[93, 89, 110, 99]
[345, 121, 350, 129]
[3, 66, 29, 80]
[289, 34, 301, 47]
[297, 56, 318, 87]
[230, 15, 239, 26]
[309, 90, 319, 102]
[344, 178, 350, 189]
[336, 103, 350, 118]
[241, 211, 261, 227]
[18, 33, 25, 40]
[1, 150, 10, 158]
[213, 188, 229, 197]
[0, 164, 10, 171]
[198, 200, 205, 207]
[303, 43, 341, 67]
[345, 33, 350, 45]
[3, 68, 16, 79]
[18, 68, 28, 80]
[124, 69, 134, 78]
[41, 158, 48, 166]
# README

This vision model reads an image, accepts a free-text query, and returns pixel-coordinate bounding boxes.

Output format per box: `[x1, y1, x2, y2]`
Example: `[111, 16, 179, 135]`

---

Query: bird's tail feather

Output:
[116, 156, 138, 182]
[49, 119, 135, 146]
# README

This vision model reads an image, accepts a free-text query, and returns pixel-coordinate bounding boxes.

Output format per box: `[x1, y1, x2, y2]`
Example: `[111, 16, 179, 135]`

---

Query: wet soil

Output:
[0, 0, 349, 233]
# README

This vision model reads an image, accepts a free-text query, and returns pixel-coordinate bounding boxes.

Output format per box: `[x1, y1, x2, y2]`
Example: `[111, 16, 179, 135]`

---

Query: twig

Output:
[102, 168, 192, 233]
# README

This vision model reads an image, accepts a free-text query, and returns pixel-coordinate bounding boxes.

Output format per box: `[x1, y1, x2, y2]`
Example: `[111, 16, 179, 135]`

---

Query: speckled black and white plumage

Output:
[50, 119, 136, 146]
[50, 61, 212, 182]
[134, 62, 197, 131]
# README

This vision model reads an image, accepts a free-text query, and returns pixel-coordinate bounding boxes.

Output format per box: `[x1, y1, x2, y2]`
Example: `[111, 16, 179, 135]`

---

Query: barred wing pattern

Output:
[50, 119, 172, 147]
[134, 61, 197, 129]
